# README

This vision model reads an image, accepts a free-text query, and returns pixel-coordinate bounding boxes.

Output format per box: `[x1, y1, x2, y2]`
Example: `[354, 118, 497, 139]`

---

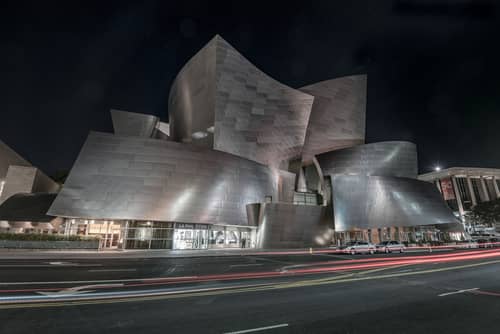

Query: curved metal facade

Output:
[0, 140, 31, 181]
[317, 141, 418, 179]
[48, 132, 280, 226]
[111, 109, 159, 138]
[248, 203, 332, 249]
[49, 34, 464, 249]
[168, 39, 216, 148]
[168, 35, 314, 166]
[331, 175, 460, 231]
[300, 75, 367, 162]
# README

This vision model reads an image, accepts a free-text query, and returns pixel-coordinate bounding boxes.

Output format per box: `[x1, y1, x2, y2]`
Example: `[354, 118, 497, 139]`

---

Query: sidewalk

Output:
[0, 243, 465, 260]
[0, 247, 338, 259]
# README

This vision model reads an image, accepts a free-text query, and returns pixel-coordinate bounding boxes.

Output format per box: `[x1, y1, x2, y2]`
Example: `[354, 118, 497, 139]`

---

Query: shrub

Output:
[0, 233, 99, 242]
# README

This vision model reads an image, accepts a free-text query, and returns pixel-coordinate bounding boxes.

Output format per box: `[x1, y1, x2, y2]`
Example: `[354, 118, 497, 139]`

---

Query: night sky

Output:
[1, 1, 500, 176]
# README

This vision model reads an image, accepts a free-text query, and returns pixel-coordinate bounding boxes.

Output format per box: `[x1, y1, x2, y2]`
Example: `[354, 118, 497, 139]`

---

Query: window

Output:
[293, 192, 319, 206]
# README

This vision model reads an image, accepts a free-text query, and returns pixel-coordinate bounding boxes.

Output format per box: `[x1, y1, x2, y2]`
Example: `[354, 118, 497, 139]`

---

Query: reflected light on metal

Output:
[331, 175, 460, 231]
[192, 131, 208, 139]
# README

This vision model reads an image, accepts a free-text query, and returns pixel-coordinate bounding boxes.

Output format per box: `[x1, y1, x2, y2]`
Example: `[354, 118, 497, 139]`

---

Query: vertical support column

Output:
[493, 176, 500, 199]
[103, 221, 110, 249]
[435, 181, 442, 193]
[122, 221, 129, 250]
[296, 167, 307, 192]
[466, 176, 478, 206]
[0, 180, 5, 199]
[480, 177, 490, 202]
[64, 219, 70, 236]
[451, 176, 465, 221]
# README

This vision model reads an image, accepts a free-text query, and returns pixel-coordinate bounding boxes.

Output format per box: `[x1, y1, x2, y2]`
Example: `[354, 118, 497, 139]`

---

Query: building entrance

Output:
[173, 224, 209, 249]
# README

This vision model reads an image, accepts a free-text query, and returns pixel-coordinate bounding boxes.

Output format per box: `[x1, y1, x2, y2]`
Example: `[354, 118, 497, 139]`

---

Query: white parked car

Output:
[458, 240, 479, 249]
[376, 240, 405, 253]
[341, 241, 376, 255]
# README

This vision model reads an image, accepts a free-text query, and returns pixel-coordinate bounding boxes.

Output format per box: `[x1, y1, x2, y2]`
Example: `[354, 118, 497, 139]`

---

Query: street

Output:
[1, 249, 500, 333]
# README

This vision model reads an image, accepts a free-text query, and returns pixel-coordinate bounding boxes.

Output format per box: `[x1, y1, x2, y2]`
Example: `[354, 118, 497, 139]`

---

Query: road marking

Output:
[312, 254, 353, 260]
[438, 288, 479, 297]
[2, 259, 500, 309]
[0, 282, 278, 305]
[356, 264, 409, 276]
[0, 264, 102, 268]
[88, 269, 137, 272]
[249, 256, 292, 265]
[36, 284, 125, 297]
[230, 264, 263, 268]
[37, 290, 96, 297]
[223, 323, 289, 333]
[1, 249, 497, 286]
[470, 289, 500, 297]
[0, 276, 198, 286]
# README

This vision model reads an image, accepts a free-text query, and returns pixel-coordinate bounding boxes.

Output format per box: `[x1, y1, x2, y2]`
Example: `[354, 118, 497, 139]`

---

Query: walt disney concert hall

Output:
[48, 35, 462, 250]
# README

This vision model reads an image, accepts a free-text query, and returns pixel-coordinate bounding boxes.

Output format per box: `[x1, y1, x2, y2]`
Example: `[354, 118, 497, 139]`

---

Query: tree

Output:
[466, 198, 500, 227]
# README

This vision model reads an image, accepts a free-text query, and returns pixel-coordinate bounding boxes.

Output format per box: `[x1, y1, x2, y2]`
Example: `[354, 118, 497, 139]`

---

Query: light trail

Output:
[233, 242, 500, 256]
[1, 249, 500, 295]
[2, 258, 500, 310]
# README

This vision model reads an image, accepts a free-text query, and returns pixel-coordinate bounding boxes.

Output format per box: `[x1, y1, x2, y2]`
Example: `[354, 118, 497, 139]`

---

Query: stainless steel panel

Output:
[0, 166, 59, 203]
[300, 75, 367, 162]
[0, 140, 31, 181]
[0, 166, 37, 203]
[249, 202, 332, 249]
[213, 36, 314, 167]
[111, 109, 159, 138]
[330, 175, 460, 231]
[168, 39, 216, 148]
[245, 203, 261, 227]
[153, 121, 170, 140]
[48, 132, 279, 226]
[317, 141, 418, 179]
[168, 35, 314, 166]
[278, 170, 296, 203]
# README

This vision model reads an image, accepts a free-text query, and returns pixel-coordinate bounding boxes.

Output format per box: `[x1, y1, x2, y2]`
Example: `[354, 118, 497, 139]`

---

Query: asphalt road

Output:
[0, 249, 457, 283]
[1, 249, 500, 334]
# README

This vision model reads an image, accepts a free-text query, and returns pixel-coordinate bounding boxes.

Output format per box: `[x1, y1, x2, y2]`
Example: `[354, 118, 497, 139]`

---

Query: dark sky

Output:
[1, 0, 500, 176]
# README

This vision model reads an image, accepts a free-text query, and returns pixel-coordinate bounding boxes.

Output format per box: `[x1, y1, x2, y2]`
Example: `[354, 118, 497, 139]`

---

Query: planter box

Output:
[0, 240, 99, 249]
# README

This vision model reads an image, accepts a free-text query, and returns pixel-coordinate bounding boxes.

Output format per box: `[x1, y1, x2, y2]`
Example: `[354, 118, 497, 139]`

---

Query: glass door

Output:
[174, 228, 208, 249]
[174, 229, 193, 249]
[193, 230, 208, 249]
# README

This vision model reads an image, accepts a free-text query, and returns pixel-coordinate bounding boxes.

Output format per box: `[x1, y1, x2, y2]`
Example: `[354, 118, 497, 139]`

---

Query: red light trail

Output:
[1, 248, 500, 295]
